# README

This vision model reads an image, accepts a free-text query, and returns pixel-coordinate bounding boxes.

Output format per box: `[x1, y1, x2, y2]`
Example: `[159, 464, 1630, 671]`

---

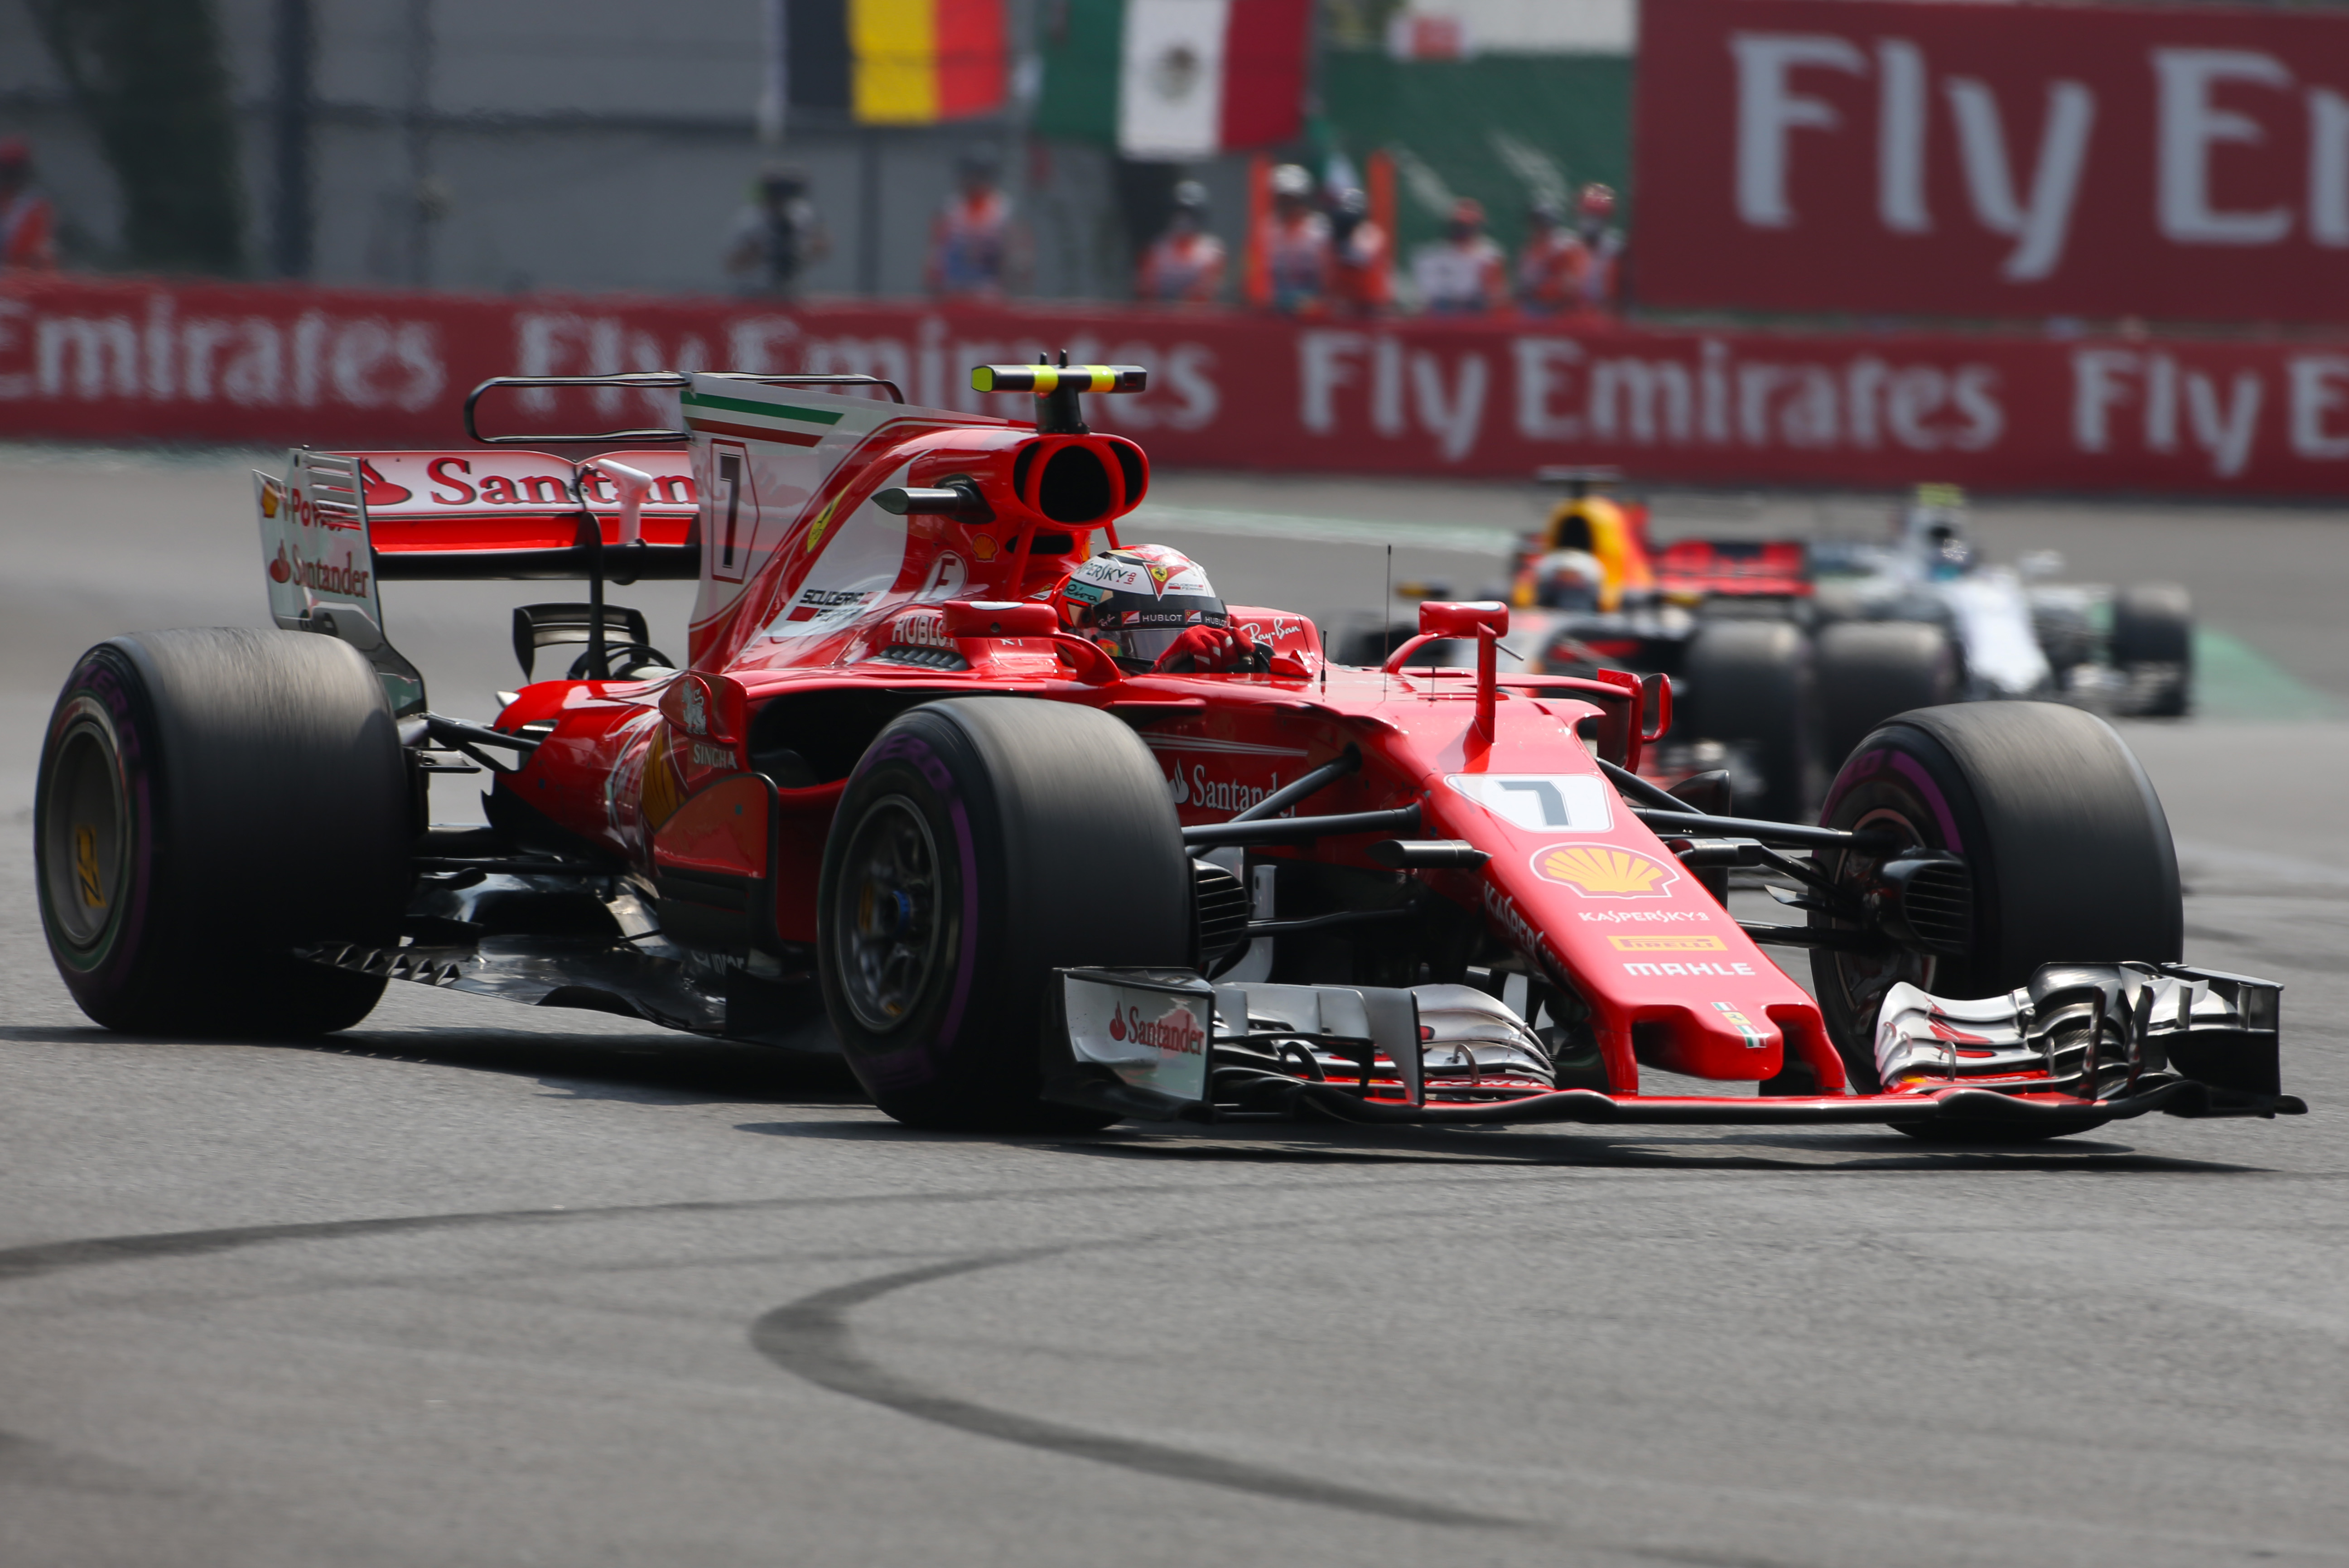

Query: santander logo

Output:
[358, 458, 413, 508]
[1119, 1002, 1205, 1057]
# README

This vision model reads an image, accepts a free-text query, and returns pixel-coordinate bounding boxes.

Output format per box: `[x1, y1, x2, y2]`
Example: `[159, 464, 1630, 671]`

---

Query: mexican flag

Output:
[1033, 0, 1312, 159]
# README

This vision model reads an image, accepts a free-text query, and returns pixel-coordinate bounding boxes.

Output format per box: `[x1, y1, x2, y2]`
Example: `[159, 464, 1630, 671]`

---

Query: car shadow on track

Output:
[733, 1117, 2267, 1175]
[0, 1023, 868, 1109]
[5, 1024, 2269, 1172]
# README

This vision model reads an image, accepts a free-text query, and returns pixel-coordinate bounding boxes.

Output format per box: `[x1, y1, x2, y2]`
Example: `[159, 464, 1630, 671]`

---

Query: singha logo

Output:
[680, 680, 708, 736]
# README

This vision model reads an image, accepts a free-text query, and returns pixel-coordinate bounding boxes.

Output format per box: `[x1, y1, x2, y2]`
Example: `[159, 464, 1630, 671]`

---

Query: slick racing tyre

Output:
[1814, 621, 1958, 774]
[817, 697, 1192, 1130]
[1677, 619, 1814, 822]
[36, 629, 409, 1036]
[1811, 703, 2181, 1139]
[2110, 582, 2194, 718]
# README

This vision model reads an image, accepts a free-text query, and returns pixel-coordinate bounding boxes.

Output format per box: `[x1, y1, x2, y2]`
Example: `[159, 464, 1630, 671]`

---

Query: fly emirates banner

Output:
[11, 275, 2349, 493]
[1638, 0, 2349, 323]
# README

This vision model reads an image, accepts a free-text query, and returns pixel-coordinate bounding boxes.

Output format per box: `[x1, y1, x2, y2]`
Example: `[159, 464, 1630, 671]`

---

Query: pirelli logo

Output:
[1608, 934, 1727, 952]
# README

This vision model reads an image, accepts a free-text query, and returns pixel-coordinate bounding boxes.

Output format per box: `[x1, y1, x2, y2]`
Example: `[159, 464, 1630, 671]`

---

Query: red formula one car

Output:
[33, 364, 2300, 1139]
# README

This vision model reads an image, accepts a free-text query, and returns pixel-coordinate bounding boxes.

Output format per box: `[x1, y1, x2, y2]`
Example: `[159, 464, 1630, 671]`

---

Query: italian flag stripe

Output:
[684, 415, 823, 447]
[680, 391, 845, 425]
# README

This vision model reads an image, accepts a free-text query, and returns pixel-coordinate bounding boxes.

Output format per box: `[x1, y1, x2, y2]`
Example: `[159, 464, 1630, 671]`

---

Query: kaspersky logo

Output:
[1532, 843, 1679, 899]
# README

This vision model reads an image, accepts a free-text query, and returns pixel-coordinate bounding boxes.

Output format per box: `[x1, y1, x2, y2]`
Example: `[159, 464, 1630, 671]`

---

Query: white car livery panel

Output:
[682, 377, 969, 645]
[1446, 773, 1615, 834]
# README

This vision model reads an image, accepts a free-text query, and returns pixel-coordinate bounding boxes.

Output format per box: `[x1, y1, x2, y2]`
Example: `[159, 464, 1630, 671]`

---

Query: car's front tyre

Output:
[1810, 702, 2181, 1139]
[816, 697, 1193, 1130]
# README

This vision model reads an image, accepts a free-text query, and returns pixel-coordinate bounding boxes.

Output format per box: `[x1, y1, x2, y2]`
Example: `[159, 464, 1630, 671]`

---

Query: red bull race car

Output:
[33, 362, 2299, 1139]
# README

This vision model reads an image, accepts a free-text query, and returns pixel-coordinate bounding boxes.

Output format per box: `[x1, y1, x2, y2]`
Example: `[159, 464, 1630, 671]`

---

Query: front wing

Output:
[1045, 963, 2303, 1132]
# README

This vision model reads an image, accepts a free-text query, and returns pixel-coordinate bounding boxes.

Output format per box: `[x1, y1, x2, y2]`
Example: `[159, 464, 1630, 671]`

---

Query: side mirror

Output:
[1417, 600, 1509, 638]
[941, 600, 1057, 638]
[1639, 671, 1672, 741]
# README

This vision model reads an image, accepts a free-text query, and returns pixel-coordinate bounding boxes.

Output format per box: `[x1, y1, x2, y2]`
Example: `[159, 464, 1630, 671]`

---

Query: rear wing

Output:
[255, 446, 699, 714]
[1652, 538, 1812, 599]
[331, 449, 698, 580]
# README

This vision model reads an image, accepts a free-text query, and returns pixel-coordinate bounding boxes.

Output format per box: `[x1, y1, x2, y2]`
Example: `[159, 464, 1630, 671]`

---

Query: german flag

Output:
[789, 0, 1007, 125]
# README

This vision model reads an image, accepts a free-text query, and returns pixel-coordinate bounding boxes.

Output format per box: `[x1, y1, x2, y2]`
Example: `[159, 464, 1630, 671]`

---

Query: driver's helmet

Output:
[1925, 523, 1974, 579]
[1532, 548, 1606, 611]
[1057, 544, 1228, 670]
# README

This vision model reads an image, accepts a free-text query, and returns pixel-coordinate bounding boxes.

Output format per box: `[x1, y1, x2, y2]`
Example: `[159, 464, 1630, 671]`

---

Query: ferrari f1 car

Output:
[34, 363, 2297, 1140]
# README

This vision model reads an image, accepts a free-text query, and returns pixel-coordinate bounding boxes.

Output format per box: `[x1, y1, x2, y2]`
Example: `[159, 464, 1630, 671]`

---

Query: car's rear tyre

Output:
[1811, 703, 2180, 1139]
[36, 629, 408, 1036]
[1677, 619, 1813, 821]
[1814, 621, 1958, 775]
[2110, 582, 2193, 717]
[816, 697, 1192, 1130]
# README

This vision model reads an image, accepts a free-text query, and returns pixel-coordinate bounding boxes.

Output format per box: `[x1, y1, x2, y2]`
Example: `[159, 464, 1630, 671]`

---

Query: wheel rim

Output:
[833, 795, 945, 1032]
[42, 711, 128, 954]
[1820, 804, 1939, 1032]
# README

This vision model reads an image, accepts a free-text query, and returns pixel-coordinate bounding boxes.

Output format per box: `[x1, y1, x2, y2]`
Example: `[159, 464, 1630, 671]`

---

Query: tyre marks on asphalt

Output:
[748, 1248, 1508, 1529]
[0, 1190, 1512, 1527]
[0, 1187, 1110, 1284]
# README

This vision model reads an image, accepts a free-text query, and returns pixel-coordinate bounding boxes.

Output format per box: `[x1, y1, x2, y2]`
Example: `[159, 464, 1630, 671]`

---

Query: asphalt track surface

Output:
[4, 448, 2347, 1568]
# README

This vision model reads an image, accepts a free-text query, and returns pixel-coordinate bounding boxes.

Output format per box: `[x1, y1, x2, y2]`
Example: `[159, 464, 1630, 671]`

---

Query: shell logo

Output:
[1533, 843, 1679, 899]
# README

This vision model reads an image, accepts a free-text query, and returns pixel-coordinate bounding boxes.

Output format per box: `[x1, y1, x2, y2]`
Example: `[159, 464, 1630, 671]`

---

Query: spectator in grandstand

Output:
[1137, 180, 1226, 305]
[1575, 182, 1626, 312]
[1515, 198, 1588, 317]
[0, 137, 58, 273]
[1412, 196, 1506, 315]
[725, 164, 829, 296]
[1327, 186, 1391, 316]
[928, 152, 1024, 298]
[1252, 163, 1331, 314]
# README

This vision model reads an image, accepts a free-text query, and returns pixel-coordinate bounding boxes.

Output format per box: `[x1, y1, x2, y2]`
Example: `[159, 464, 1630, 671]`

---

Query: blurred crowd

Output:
[0, 137, 59, 273]
[5, 120, 1619, 319]
[1224, 163, 1622, 319]
[721, 151, 1621, 318]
